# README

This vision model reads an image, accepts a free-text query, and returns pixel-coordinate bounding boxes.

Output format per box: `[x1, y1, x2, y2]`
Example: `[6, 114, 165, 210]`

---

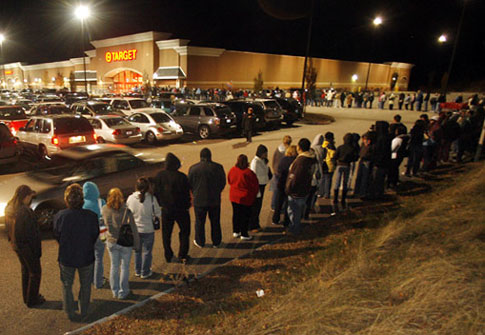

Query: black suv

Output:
[274, 97, 301, 125]
[223, 100, 266, 130]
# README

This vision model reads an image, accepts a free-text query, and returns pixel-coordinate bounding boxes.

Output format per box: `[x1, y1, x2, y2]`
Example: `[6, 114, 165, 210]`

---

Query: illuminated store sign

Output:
[105, 49, 137, 63]
[4, 70, 13, 75]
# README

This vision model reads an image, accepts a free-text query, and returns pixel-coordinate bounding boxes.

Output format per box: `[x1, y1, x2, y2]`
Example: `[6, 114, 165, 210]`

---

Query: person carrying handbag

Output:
[102, 188, 140, 300]
[126, 178, 161, 279]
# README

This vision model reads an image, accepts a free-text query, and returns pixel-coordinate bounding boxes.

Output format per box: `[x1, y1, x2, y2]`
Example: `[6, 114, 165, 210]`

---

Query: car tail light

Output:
[215, 118, 220, 125]
[51, 136, 59, 145]
[12, 138, 17, 145]
[136, 127, 140, 133]
[112, 129, 121, 136]
[93, 133, 97, 141]
[157, 127, 164, 133]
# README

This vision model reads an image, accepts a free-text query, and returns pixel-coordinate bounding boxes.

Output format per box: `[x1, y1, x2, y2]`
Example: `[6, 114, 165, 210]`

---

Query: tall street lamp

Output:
[0, 33, 6, 90]
[364, 16, 383, 90]
[75, 4, 90, 95]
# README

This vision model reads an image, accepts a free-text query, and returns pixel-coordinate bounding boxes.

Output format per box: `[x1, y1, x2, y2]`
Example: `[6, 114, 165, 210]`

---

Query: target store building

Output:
[2, 31, 413, 93]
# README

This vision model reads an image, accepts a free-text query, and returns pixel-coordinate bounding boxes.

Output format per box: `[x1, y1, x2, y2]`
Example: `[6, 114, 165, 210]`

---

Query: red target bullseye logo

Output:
[105, 52, 112, 63]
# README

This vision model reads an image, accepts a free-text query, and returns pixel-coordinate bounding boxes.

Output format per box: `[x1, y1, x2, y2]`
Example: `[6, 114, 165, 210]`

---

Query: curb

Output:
[64, 233, 286, 335]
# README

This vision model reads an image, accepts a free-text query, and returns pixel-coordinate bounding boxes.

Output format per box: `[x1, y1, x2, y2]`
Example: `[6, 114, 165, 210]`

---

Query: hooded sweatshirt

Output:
[272, 143, 287, 172]
[285, 150, 317, 198]
[83, 182, 106, 222]
[153, 153, 191, 211]
[321, 140, 336, 173]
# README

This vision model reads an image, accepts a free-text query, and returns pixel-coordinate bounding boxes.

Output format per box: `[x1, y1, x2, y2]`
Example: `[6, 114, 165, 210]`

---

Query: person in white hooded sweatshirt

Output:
[249, 145, 270, 231]
[126, 177, 161, 279]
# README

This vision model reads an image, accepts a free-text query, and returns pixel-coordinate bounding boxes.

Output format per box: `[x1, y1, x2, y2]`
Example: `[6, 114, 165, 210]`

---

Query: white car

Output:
[87, 115, 143, 145]
[127, 108, 183, 144]
[109, 98, 150, 115]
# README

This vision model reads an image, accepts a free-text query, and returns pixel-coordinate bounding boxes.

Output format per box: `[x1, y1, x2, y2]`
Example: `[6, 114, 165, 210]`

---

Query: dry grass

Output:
[84, 163, 485, 335]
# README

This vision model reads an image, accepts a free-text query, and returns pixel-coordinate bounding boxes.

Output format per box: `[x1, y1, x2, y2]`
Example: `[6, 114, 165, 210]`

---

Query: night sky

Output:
[1, 0, 484, 90]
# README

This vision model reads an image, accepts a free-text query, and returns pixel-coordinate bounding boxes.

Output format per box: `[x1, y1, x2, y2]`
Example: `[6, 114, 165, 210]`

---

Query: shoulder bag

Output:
[117, 207, 134, 247]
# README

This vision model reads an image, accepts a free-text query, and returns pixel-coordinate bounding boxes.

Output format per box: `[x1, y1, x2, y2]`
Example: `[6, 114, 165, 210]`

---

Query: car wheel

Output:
[146, 131, 157, 145]
[198, 125, 210, 139]
[38, 145, 49, 161]
[35, 206, 60, 230]
[97, 136, 105, 144]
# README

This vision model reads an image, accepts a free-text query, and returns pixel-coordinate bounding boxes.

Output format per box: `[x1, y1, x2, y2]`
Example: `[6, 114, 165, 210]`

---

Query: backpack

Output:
[116, 208, 134, 247]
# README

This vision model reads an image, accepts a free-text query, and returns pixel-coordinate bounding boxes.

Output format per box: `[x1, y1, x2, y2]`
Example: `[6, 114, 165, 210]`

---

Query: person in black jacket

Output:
[188, 148, 226, 248]
[242, 107, 255, 143]
[332, 133, 359, 211]
[153, 153, 191, 263]
[53, 184, 99, 320]
[5, 185, 45, 308]
[370, 121, 392, 199]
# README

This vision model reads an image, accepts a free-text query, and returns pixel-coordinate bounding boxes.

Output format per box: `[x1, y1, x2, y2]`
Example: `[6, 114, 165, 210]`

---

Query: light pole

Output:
[300, 0, 315, 116]
[75, 5, 90, 95]
[364, 16, 383, 90]
[0, 34, 6, 91]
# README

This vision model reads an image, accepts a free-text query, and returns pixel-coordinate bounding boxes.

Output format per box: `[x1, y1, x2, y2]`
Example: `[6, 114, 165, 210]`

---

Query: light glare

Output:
[373, 16, 383, 26]
[438, 34, 447, 43]
[75, 5, 90, 21]
[352, 74, 358, 82]
[0, 34, 5, 44]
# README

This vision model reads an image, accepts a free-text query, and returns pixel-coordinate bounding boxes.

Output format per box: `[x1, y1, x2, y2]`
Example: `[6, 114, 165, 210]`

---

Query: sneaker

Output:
[271, 221, 280, 225]
[240, 235, 253, 241]
[233, 232, 241, 238]
[193, 239, 203, 248]
[141, 270, 153, 279]
[135, 273, 141, 277]
[212, 243, 222, 248]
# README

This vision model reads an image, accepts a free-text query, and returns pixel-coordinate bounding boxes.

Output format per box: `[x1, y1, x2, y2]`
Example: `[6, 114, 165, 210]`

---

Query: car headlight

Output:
[0, 202, 7, 217]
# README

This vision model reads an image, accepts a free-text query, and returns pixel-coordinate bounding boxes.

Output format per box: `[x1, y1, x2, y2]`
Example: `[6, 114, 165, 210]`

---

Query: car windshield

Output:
[46, 106, 70, 115]
[151, 113, 172, 123]
[215, 107, 233, 117]
[54, 117, 93, 134]
[90, 104, 114, 114]
[0, 107, 26, 119]
[129, 100, 149, 109]
[104, 117, 131, 127]
[263, 101, 280, 109]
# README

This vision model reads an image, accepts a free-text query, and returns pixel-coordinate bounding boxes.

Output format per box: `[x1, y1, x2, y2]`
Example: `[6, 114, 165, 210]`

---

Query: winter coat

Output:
[322, 140, 336, 173]
[53, 208, 99, 268]
[227, 166, 259, 206]
[334, 140, 359, 166]
[101, 205, 140, 251]
[188, 158, 226, 207]
[250, 156, 270, 186]
[82, 181, 106, 221]
[272, 144, 286, 172]
[5, 204, 41, 258]
[285, 151, 317, 198]
[276, 156, 296, 191]
[153, 153, 191, 211]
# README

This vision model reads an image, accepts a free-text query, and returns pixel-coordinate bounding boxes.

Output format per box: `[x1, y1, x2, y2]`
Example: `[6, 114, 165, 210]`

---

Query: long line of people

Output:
[4, 100, 484, 320]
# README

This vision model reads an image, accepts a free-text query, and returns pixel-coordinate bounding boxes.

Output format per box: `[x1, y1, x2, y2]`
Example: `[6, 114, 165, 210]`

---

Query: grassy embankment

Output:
[85, 162, 485, 335]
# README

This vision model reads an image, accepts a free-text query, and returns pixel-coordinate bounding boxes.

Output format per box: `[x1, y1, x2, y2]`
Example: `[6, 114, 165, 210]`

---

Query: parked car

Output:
[28, 103, 72, 116]
[127, 108, 183, 144]
[71, 100, 125, 117]
[251, 98, 283, 128]
[17, 115, 96, 159]
[171, 103, 237, 139]
[35, 95, 63, 103]
[150, 98, 174, 114]
[0, 144, 165, 229]
[0, 105, 29, 136]
[88, 115, 142, 145]
[157, 92, 185, 100]
[109, 98, 150, 115]
[274, 97, 301, 125]
[0, 122, 20, 167]
[223, 100, 266, 130]
[64, 93, 88, 107]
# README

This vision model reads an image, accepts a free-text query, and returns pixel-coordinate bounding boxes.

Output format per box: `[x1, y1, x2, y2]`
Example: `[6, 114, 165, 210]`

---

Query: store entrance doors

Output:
[108, 70, 143, 93]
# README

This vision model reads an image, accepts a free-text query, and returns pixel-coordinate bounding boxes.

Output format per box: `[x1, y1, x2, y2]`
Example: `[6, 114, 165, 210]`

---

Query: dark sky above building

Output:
[0, 0, 484, 90]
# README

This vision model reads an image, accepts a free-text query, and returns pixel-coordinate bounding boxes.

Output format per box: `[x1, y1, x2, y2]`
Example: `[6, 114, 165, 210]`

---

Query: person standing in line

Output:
[270, 135, 292, 210]
[249, 145, 271, 231]
[404, 94, 411, 110]
[332, 133, 359, 213]
[188, 148, 226, 248]
[242, 107, 255, 143]
[321, 132, 336, 199]
[285, 138, 317, 234]
[410, 93, 416, 111]
[404, 119, 426, 176]
[416, 90, 424, 111]
[126, 177, 160, 279]
[82, 181, 107, 289]
[388, 126, 409, 189]
[353, 131, 376, 198]
[370, 121, 392, 199]
[102, 188, 140, 300]
[389, 114, 407, 138]
[398, 92, 405, 110]
[153, 153, 191, 263]
[272, 145, 298, 226]
[228, 154, 260, 240]
[423, 91, 430, 112]
[347, 133, 361, 193]
[53, 184, 99, 320]
[368, 91, 375, 109]
[388, 93, 396, 110]
[5, 185, 45, 308]
[340, 91, 346, 108]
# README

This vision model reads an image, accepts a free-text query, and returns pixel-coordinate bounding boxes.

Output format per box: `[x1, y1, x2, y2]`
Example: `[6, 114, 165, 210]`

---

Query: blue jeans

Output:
[334, 165, 350, 192]
[134, 233, 155, 277]
[107, 242, 132, 299]
[93, 238, 105, 288]
[322, 172, 333, 197]
[354, 160, 372, 197]
[59, 262, 94, 318]
[287, 196, 307, 234]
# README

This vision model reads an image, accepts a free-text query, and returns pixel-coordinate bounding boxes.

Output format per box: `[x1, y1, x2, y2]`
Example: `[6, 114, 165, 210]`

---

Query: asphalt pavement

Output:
[0, 106, 420, 335]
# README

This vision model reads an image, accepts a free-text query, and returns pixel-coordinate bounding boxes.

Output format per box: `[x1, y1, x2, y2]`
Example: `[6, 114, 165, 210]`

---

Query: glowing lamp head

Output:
[438, 34, 447, 43]
[75, 5, 90, 21]
[0, 34, 4, 44]
[373, 16, 383, 26]
[352, 74, 358, 82]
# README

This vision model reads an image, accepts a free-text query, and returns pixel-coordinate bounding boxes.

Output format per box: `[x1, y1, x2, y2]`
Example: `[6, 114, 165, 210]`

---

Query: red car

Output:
[0, 106, 29, 137]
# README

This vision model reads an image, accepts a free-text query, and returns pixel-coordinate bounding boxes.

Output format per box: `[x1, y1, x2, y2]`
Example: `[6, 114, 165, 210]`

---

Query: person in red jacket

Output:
[228, 154, 259, 240]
